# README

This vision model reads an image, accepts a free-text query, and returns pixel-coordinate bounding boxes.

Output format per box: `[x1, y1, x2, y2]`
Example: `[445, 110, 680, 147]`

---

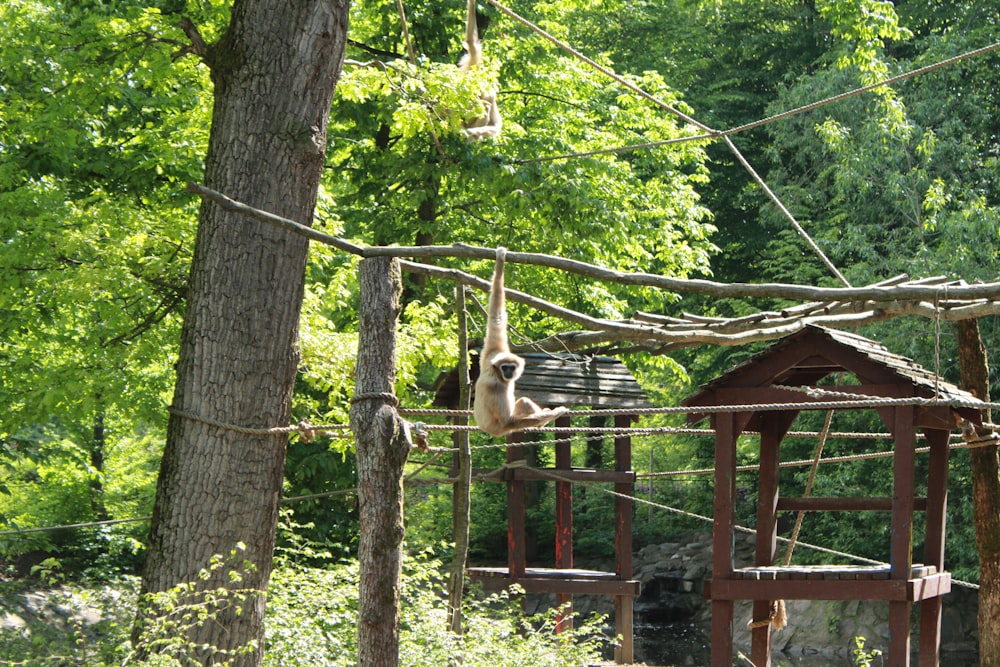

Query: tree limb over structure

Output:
[186, 182, 1000, 352]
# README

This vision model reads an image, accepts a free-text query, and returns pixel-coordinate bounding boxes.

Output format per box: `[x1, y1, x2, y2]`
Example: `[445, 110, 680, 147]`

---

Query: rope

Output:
[514, 134, 716, 164]
[724, 135, 850, 287]
[350, 391, 400, 406]
[0, 488, 357, 537]
[641, 433, 999, 479]
[510, 41, 1000, 166]
[525, 465, 979, 590]
[721, 40, 1000, 138]
[167, 406, 350, 440]
[484, 0, 716, 134]
[401, 394, 1000, 420]
[6, 451, 987, 591]
[783, 410, 833, 565]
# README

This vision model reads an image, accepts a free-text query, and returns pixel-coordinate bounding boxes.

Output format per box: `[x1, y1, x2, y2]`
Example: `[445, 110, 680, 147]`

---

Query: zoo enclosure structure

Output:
[683, 325, 985, 667]
[435, 353, 648, 664]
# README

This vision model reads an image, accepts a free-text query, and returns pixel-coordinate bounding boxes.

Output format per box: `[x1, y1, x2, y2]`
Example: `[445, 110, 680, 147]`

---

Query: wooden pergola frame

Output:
[683, 326, 984, 667]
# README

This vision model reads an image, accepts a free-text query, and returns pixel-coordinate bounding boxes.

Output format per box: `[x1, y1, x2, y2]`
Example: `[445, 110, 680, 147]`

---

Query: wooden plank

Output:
[751, 599, 774, 667]
[468, 574, 640, 596]
[713, 385, 912, 411]
[468, 566, 621, 580]
[704, 572, 950, 602]
[889, 601, 912, 666]
[615, 595, 634, 664]
[891, 407, 916, 581]
[923, 429, 949, 570]
[508, 468, 636, 484]
[712, 412, 737, 579]
[507, 433, 526, 579]
[756, 413, 782, 572]
[710, 600, 735, 667]
[554, 415, 574, 634]
[919, 596, 943, 667]
[614, 416, 633, 581]
[777, 497, 929, 512]
[732, 565, 935, 580]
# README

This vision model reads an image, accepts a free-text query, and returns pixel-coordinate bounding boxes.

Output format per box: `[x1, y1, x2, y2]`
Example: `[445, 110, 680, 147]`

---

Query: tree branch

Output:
[172, 18, 211, 63]
[187, 183, 1000, 318]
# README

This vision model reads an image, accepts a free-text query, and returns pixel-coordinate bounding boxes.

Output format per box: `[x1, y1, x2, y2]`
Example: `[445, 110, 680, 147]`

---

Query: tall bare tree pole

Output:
[136, 1, 349, 664]
[956, 319, 999, 665]
[351, 256, 411, 667]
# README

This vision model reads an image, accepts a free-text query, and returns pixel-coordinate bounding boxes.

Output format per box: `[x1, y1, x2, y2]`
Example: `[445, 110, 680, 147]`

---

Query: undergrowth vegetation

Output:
[0, 549, 610, 666]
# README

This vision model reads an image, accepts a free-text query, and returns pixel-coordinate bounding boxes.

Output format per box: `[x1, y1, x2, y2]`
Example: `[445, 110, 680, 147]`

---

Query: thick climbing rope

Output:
[783, 409, 834, 566]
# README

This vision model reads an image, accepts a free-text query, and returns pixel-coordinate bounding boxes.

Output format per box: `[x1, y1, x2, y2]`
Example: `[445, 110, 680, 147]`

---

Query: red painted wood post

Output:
[888, 405, 916, 667]
[554, 414, 573, 633]
[919, 428, 949, 666]
[507, 431, 526, 580]
[613, 415, 635, 664]
[711, 412, 738, 667]
[751, 413, 785, 667]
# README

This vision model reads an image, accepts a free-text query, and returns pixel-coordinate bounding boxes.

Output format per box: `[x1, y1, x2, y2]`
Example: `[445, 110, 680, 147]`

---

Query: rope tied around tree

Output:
[167, 405, 349, 441]
[350, 391, 401, 406]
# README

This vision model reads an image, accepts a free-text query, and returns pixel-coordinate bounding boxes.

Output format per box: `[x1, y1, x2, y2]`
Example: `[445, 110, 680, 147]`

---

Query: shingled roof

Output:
[683, 325, 983, 428]
[433, 353, 652, 410]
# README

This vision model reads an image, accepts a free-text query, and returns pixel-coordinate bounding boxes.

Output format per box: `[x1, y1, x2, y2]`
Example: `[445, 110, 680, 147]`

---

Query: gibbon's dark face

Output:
[498, 361, 519, 380]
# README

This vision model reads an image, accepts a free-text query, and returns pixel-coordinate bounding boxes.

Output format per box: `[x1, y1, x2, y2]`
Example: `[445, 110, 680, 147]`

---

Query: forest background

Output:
[0, 0, 998, 664]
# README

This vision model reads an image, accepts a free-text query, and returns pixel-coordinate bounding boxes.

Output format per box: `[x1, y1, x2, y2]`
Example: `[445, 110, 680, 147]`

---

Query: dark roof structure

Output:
[681, 324, 985, 667]
[434, 353, 652, 410]
[683, 324, 982, 429]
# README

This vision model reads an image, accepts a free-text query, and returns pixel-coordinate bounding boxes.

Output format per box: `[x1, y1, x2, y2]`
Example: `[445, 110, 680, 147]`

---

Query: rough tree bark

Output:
[135, 1, 348, 665]
[956, 319, 999, 665]
[350, 256, 411, 667]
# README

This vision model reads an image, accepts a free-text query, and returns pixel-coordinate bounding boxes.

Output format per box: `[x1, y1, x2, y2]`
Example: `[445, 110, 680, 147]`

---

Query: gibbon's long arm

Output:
[459, 0, 502, 140]
[473, 248, 569, 436]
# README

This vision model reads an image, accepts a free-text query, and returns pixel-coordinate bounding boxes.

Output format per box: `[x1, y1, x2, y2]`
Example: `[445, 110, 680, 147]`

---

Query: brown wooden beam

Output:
[705, 572, 950, 602]
[473, 467, 636, 484]
[777, 497, 928, 512]
[468, 575, 640, 596]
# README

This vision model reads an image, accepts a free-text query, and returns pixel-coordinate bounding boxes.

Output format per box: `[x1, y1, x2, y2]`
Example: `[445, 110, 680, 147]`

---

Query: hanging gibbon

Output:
[473, 248, 569, 436]
[459, 0, 502, 140]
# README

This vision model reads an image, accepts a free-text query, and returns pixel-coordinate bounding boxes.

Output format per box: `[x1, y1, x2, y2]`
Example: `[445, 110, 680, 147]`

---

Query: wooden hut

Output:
[682, 325, 984, 667]
[434, 353, 650, 664]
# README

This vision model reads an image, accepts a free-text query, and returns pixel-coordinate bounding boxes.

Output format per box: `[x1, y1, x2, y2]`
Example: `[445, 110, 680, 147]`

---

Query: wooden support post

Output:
[888, 406, 916, 667]
[918, 428, 949, 667]
[554, 414, 573, 633]
[507, 432, 527, 580]
[710, 412, 738, 667]
[750, 413, 785, 667]
[613, 415, 634, 664]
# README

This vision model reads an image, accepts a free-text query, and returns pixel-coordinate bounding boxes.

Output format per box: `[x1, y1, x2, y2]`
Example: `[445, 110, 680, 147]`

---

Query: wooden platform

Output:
[705, 564, 950, 602]
[733, 564, 936, 580]
[467, 566, 641, 596]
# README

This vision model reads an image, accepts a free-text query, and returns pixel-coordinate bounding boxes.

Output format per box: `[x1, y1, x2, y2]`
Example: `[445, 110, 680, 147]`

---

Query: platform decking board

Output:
[467, 567, 641, 596]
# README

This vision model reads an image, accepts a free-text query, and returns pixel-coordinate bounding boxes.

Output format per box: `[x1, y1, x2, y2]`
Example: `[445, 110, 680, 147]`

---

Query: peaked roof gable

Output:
[683, 326, 982, 425]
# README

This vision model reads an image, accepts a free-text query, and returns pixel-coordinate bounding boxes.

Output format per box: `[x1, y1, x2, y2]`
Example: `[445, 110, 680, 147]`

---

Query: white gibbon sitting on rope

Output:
[473, 248, 569, 435]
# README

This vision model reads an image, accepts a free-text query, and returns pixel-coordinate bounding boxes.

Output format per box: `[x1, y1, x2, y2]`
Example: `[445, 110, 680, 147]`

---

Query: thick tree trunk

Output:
[955, 319, 999, 665]
[350, 257, 410, 667]
[135, 2, 348, 665]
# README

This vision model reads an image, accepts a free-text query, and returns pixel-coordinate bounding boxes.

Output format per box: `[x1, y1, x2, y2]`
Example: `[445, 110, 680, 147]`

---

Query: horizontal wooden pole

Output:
[469, 575, 641, 596]
[705, 573, 950, 602]
[471, 467, 636, 484]
[777, 497, 928, 512]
